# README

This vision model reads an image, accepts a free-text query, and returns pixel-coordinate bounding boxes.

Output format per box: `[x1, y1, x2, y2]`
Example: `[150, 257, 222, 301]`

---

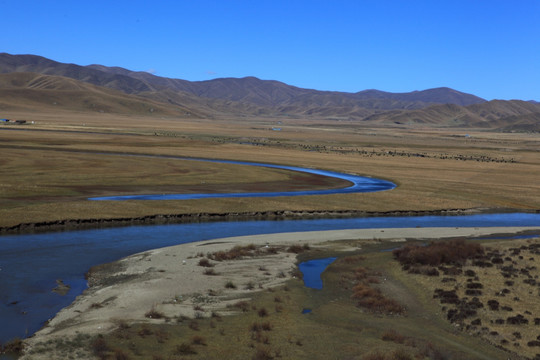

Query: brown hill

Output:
[362, 100, 540, 130]
[0, 72, 198, 116]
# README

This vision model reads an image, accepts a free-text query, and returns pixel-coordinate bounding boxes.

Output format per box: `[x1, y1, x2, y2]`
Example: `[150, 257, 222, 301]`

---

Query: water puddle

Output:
[298, 257, 337, 290]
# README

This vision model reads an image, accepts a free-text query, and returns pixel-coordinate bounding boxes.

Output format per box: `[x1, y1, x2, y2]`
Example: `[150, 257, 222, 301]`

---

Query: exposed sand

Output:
[21, 226, 540, 358]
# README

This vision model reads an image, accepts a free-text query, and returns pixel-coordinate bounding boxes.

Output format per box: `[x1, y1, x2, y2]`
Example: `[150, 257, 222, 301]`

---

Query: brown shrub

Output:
[189, 320, 200, 331]
[1, 338, 24, 355]
[191, 335, 207, 345]
[138, 326, 153, 338]
[113, 348, 131, 360]
[175, 343, 197, 355]
[352, 283, 404, 314]
[144, 307, 165, 319]
[203, 268, 219, 275]
[155, 329, 169, 343]
[393, 239, 484, 267]
[340, 254, 366, 264]
[287, 245, 305, 253]
[210, 244, 258, 261]
[91, 337, 109, 359]
[253, 346, 273, 360]
[198, 258, 214, 267]
[362, 352, 386, 360]
[232, 300, 250, 312]
[381, 329, 406, 344]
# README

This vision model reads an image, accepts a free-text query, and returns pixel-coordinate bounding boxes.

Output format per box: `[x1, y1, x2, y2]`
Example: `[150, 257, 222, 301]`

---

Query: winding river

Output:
[88, 158, 396, 201]
[1, 159, 539, 346]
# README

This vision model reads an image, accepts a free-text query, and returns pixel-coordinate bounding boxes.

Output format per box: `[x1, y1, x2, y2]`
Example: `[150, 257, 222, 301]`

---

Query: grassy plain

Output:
[0, 109, 539, 228]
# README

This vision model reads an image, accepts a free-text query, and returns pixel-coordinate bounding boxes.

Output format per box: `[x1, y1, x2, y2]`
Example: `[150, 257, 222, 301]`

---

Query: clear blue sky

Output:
[2, 0, 539, 100]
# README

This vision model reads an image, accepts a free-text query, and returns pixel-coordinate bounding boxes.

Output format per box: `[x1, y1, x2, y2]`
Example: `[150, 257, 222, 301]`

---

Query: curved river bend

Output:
[88, 158, 396, 200]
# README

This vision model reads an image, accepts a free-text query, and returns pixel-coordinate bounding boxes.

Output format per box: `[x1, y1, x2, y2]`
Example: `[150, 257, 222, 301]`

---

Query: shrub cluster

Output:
[1, 338, 24, 356]
[352, 283, 404, 315]
[393, 239, 484, 267]
[209, 244, 258, 261]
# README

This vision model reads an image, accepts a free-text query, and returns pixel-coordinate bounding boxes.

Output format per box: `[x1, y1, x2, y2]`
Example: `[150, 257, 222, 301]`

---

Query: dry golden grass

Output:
[1, 108, 539, 228]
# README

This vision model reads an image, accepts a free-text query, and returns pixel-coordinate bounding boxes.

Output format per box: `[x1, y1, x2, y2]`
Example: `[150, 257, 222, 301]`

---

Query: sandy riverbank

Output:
[21, 226, 540, 359]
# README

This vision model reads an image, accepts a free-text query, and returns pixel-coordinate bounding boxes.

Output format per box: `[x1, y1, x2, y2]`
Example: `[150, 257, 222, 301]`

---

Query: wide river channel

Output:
[2, 213, 540, 344]
[1, 159, 539, 346]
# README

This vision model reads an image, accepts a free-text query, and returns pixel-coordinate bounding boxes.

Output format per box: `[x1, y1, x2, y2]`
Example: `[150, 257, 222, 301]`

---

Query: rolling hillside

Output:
[1, 52, 539, 130]
[0, 72, 198, 116]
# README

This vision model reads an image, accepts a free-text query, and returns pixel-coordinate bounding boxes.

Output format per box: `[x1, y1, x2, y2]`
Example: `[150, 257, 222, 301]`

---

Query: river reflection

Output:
[0, 213, 539, 343]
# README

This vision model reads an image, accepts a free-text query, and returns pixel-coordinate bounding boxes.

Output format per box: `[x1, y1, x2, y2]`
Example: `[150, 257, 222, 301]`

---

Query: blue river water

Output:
[88, 158, 396, 200]
[0, 212, 539, 344]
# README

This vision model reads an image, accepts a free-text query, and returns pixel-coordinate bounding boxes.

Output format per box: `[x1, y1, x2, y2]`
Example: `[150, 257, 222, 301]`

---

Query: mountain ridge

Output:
[0, 53, 485, 109]
[1, 53, 539, 131]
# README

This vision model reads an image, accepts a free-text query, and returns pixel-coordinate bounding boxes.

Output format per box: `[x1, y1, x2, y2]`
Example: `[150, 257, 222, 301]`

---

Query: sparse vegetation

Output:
[145, 307, 165, 319]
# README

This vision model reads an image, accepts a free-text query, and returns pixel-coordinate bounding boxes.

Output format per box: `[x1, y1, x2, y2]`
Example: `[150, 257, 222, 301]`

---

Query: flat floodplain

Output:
[0, 109, 539, 228]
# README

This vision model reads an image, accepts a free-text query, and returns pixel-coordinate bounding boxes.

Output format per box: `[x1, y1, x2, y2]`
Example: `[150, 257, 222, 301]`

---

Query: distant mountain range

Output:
[1, 53, 539, 131]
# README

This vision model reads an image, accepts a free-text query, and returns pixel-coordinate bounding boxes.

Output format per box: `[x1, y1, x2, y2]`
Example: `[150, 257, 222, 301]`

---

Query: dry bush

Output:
[189, 320, 200, 331]
[90, 336, 109, 360]
[210, 244, 258, 261]
[113, 348, 131, 360]
[340, 254, 366, 264]
[1, 338, 24, 355]
[287, 243, 310, 254]
[144, 307, 165, 319]
[352, 283, 404, 314]
[231, 300, 250, 312]
[381, 330, 406, 344]
[393, 239, 484, 267]
[362, 353, 386, 360]
[191, 335, 207, 345]
[138, 326, 153, 338]
[198, 258, 214, 267]
[258, 307, 269, 317]
[175, 343, 197, 355]
[155, 329, 169, 343]
[203, 268, 219, 275]
[253, 346, 273, 360]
